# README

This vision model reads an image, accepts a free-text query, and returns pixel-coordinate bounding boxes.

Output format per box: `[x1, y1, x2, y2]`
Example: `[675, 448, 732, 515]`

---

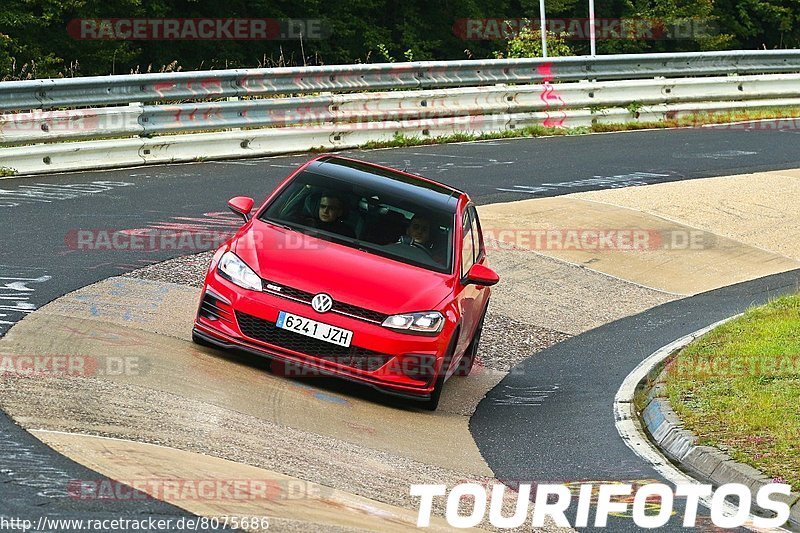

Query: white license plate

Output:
[276, 311, 353, 348]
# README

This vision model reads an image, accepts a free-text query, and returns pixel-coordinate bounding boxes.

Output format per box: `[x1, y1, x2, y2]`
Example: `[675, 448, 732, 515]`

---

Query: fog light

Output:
[397, 354, 438, 383]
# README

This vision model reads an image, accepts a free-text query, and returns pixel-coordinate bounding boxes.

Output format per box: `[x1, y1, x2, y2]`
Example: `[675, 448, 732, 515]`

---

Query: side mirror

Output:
[227, 196, 254, 222]
[466, 263, 499, 286]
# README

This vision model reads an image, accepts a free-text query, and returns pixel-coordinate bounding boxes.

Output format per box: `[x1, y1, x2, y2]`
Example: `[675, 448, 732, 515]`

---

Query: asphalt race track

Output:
[2, 124, 800, 531]
[3, 126, 800, 331]
[471, 269, 800, 531]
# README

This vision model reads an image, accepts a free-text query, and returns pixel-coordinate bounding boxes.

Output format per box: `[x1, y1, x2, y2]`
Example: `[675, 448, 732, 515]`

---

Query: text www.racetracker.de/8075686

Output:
[0, 515, 270, 531]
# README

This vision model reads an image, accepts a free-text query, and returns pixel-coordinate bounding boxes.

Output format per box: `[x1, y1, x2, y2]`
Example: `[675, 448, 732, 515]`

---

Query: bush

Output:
[495, 24, 574, 58]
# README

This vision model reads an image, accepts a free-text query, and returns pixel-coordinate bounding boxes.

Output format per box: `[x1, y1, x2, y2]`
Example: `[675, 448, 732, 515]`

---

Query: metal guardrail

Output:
[1, 50, 799, 112]
[3, 73, 800, 145]
[0, 49, 799, 175]
[140, 73, 800, 133]
[5, 95, 800, 176]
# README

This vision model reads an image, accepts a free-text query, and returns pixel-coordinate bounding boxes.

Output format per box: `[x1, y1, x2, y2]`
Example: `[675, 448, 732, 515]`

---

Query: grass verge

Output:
[354, 106, 800, 149]
[359, 125, 590, 149]
[4, 106, 800, 153]
[663, 293, 800, 490]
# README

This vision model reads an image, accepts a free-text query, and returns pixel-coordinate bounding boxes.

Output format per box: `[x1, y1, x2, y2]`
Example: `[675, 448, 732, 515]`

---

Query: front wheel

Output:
[420, 328, 459, 411]
[455, 311, 486, 377]
[421, 375, 445, 411]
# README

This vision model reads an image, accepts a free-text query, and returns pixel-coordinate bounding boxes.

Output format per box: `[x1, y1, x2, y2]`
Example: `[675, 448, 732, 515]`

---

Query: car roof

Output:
[307, 155, 464, 212]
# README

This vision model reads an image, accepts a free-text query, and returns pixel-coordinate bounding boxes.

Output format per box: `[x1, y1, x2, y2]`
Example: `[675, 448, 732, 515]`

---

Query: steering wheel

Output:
[410, 240, 435, 257]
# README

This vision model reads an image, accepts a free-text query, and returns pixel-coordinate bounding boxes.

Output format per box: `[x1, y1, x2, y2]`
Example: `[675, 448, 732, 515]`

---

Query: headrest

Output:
[303, 192, 321, 217]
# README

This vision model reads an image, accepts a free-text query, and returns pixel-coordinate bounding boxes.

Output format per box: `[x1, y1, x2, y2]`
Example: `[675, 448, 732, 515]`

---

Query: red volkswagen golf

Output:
[192, 155, 498, 410]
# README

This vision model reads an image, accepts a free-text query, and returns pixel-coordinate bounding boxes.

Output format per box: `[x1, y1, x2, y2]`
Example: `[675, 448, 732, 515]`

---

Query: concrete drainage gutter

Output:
[633, 319, 800, 531]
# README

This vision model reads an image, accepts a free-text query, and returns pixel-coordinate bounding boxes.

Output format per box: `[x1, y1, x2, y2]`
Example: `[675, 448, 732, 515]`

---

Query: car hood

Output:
[232, 220, 454, 313]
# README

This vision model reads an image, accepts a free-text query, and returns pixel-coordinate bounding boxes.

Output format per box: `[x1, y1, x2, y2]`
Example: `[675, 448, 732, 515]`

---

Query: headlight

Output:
[217, 251, 261, 291]
[382, 311, 444, 334]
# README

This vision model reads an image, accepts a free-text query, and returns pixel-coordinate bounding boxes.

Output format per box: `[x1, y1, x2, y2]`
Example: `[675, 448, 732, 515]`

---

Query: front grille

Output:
[261, 279, 388, 324]
[235, 312, 392, 372]
[332, 301, 387, 323]
[264, 282, 313, 302]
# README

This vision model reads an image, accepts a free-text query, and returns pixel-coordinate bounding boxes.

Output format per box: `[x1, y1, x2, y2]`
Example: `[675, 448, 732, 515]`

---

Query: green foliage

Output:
[711, 0, 800, 49]
[0, 0, 797, 79]
[626, 101, 644, 114]
[376, 43, 395, 62]
[373, 45, 414, 63]
[494, 25, 574, 58]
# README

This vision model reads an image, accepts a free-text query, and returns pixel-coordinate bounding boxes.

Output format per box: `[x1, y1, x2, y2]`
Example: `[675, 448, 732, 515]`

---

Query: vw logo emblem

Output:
[311, 293, 333, 313]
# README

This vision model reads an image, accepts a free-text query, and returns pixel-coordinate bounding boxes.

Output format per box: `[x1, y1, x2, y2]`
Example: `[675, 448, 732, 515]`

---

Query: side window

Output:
[461, 209, 475, 277]
[468, 206, 483, 263]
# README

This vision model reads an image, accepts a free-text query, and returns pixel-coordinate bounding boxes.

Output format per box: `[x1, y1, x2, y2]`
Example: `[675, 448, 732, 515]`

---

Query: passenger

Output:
[305, 191, 356, 238]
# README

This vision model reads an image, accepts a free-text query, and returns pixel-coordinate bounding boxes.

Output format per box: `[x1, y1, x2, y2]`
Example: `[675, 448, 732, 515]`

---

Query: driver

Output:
[405, 214, 431, 246]
[399, 213, 445, 264]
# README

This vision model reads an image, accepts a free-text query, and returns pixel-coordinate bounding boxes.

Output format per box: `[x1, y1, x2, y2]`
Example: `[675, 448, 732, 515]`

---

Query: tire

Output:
[455, 309, 486, 377]
[421, 375, 445, 411]
[420, 328, 459, 411]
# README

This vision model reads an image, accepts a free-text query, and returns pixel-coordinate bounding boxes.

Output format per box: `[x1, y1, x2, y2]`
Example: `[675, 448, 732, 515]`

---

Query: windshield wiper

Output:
[262, 218, 296, 232]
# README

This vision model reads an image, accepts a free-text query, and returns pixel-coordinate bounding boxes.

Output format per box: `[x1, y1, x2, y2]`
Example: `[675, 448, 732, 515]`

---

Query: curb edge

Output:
[614, 315, 799, 532]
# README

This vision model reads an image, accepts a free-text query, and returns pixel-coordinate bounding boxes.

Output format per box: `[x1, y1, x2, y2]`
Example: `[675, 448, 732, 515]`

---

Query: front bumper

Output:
[192, 327, 437, 401]
[194, 270, 452, 398]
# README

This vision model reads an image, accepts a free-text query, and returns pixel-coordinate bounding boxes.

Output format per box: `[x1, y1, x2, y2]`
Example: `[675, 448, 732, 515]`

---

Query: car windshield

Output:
[259, 170, 454, 274]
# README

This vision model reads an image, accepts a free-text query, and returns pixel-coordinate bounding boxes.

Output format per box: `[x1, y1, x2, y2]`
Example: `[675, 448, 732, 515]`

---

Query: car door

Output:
[467, 204, 491, 323]
[453, 205, 482, 362]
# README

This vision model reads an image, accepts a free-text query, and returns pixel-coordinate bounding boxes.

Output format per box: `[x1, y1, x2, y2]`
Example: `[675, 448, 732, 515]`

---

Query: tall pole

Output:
[539, 0, 548, 57]
[589, 0, 597, 56]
